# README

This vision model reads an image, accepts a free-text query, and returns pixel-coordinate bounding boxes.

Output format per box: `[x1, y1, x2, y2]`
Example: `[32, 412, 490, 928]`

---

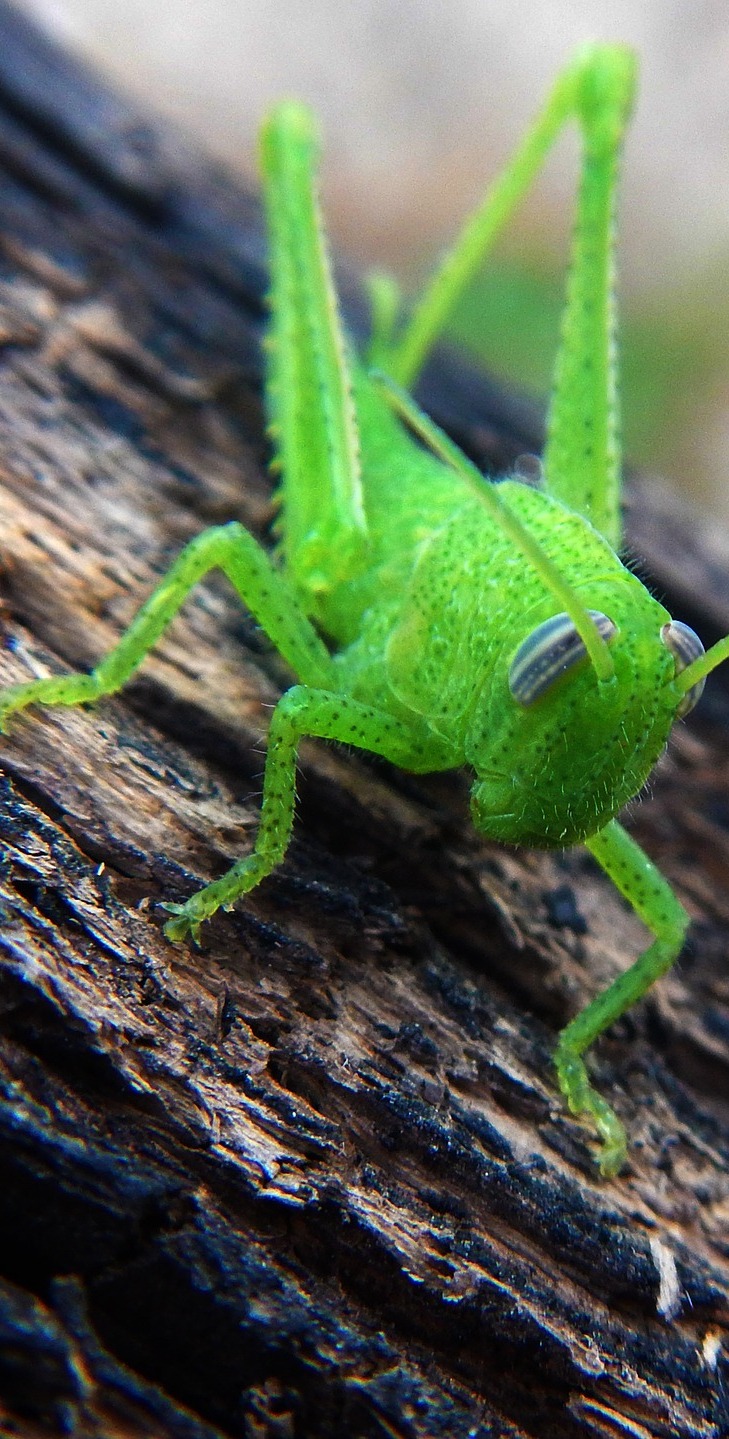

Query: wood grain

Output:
[0, 5, 726, 1435]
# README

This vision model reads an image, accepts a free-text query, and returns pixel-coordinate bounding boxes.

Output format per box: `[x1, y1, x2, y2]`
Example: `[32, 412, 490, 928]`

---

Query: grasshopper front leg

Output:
[163, 686, 425, 941]
[0, 522, 334, 726]
[554, 820, 689, 1176]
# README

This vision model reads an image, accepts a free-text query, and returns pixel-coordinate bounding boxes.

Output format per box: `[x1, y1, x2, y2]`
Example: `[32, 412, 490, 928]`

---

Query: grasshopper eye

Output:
[509, 611, 617, 706]
[661, 620, 705, 717]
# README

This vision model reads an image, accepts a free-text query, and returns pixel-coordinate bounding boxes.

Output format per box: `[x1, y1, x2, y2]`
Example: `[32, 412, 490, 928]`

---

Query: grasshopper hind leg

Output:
[260, 103, 369, 609]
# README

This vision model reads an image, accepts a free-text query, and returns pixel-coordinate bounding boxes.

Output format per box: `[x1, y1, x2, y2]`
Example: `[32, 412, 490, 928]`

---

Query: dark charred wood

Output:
[0, 4, 727, 1436]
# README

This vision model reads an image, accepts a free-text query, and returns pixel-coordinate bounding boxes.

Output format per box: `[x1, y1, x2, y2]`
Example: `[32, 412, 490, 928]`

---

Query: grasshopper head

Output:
[467, 578, 705, 850]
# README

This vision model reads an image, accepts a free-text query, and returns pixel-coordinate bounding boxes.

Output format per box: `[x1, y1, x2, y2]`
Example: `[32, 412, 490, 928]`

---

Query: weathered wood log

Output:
[0, 5, 727, 1435]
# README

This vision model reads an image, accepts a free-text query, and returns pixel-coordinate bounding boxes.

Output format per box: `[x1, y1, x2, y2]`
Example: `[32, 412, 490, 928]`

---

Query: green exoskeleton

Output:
[1, 44, 725, 1176]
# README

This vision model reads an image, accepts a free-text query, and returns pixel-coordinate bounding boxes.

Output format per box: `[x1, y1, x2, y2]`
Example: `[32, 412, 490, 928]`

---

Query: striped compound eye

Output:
[661, 620, 705, 718]
[509, 611, 617, 706]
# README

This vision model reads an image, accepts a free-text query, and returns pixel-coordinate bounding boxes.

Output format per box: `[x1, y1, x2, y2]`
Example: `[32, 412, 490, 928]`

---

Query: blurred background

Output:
[18, 0, 729, 523]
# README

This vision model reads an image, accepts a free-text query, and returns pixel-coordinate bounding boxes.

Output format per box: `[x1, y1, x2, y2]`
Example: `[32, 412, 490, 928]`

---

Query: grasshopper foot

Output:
[554, 1045, 628, 1178]
[161, 902, 204, 946]
[0, 686, 33, 733]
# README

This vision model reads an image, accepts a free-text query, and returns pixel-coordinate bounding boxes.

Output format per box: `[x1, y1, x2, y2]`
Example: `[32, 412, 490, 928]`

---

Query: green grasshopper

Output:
[1, 43, 725, 1176]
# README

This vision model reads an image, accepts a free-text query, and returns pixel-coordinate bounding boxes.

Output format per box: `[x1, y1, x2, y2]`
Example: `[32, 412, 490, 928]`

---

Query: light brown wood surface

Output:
[0, 5, 727, 1435]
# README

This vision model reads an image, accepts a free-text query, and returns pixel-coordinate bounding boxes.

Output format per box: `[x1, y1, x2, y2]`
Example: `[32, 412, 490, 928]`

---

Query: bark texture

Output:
[0, 5, 727, 1436]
